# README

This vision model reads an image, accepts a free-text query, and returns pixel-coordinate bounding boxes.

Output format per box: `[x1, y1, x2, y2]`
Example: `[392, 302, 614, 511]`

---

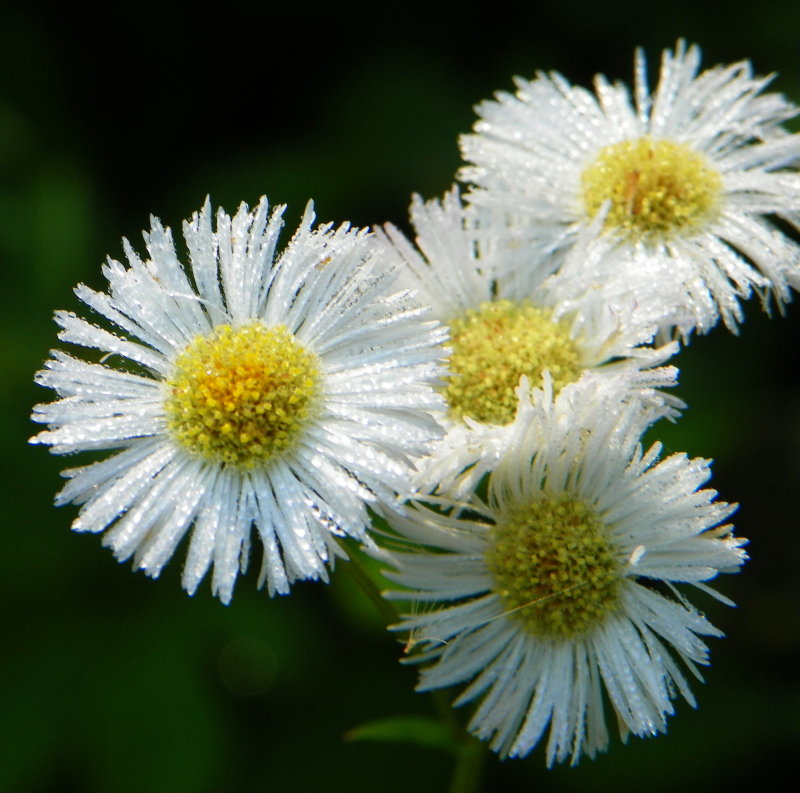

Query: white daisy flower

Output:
[384, 379, 747, 765]
[379, 187, 681, 483]
[460, 40, 800, 337]
[30, 197, 448, 603]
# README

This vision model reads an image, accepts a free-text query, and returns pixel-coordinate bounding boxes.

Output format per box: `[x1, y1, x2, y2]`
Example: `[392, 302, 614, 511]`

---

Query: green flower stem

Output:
[431, 690, 486, 793]
[335, 538, 399, 624]
[337, 539, 488, 793]
[450, 735, 487, 793]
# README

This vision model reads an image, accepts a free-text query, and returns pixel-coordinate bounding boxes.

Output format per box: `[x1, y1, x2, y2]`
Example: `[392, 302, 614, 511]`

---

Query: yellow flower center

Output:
[164, 322, 318, 468]
[485, 495, 621, 638]
[444, 300, 581, 425]
[581, 136, 722, 239]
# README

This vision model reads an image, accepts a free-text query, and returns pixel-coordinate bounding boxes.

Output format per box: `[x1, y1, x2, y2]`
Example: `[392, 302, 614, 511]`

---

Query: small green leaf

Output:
[345, 715, 458, 753]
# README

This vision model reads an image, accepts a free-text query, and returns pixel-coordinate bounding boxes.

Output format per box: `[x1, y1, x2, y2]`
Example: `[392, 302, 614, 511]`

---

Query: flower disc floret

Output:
[445, 300, 580, 425]
[581, 137, 723, 240]
[486, 494, 621, 638]
[165, 322, 318, 468]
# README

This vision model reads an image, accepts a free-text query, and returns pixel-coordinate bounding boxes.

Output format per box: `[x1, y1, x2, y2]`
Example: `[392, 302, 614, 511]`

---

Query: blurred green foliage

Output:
[3, 2, 799, 791]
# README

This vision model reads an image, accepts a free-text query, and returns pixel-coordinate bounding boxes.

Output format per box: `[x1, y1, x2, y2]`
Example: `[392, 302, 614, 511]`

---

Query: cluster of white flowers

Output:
[31, 41, 798, 766]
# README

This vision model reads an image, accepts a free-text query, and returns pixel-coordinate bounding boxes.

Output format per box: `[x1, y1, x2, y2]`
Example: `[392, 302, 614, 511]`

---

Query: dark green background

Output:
[2, 2, 799, 791]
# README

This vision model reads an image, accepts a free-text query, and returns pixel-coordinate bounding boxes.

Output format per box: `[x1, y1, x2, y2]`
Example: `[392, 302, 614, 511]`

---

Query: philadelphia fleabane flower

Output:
[30, 197, 447, 603]
[379, 188, 680, 451]
[461, 40, 800, 337]
[384, 379, 747, 765]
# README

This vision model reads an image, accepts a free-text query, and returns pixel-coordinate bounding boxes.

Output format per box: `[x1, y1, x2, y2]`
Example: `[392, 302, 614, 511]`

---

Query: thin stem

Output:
[336, 538, 488, 793]
[335, 537, 399, 625]
[450, 737, 486, 793]
[431, 688, 463, 735]
[432, 689, 487, 793]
